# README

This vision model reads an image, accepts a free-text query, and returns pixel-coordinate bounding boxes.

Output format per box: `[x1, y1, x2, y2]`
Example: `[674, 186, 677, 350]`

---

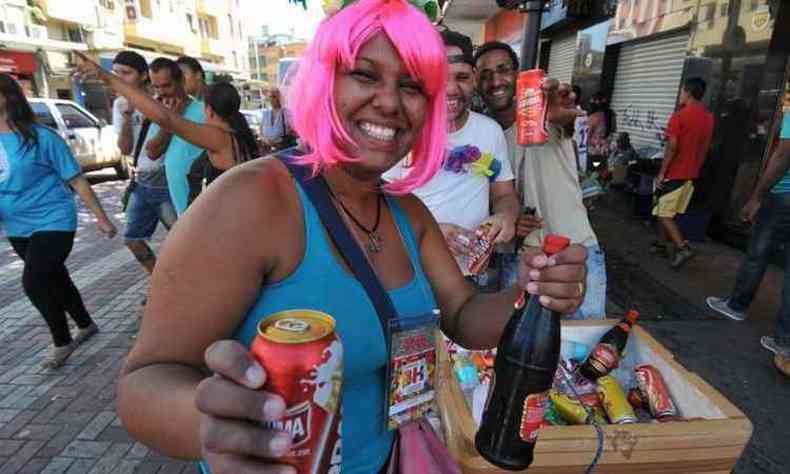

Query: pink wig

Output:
[287, 0, 448, 194]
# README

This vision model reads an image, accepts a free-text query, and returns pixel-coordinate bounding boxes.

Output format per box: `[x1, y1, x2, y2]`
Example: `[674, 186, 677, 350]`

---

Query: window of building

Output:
[199, 17, 209, 38]
[229, 14, 234, 36]
[139, 0, 152, 18]
[720, 2, 729, 17]
[187, 13, 196, 33]
[99, 0, 115, 9]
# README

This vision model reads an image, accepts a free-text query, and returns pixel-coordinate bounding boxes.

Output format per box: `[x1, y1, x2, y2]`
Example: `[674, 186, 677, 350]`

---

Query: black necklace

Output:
[326, 185, 384, 253]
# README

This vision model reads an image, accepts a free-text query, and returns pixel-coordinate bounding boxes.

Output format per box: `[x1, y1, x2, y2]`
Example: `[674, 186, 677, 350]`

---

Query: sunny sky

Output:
[243, 0, 325, 40]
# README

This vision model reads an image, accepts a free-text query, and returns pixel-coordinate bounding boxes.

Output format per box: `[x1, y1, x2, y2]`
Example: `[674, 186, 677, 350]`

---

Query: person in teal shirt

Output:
[81, 55, 257, 216]
[708, 109, 790, 371]
[146, 58, 207, 215]
[0, 73, 117, 369]
[113, 1, 589, 472]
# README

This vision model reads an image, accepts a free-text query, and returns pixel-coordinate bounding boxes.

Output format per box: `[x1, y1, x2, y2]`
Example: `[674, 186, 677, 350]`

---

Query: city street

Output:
[0, 173, 789, 473]
[0, 170, 198, 474]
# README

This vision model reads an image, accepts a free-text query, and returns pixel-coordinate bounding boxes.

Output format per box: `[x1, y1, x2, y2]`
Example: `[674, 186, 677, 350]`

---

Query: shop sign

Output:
[0, 51, 38, 75]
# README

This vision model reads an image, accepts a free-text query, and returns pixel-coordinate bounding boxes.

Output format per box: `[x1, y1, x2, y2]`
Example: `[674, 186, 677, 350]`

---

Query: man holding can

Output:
[475, 41, 606, 320]
[385, 30, 520, 289]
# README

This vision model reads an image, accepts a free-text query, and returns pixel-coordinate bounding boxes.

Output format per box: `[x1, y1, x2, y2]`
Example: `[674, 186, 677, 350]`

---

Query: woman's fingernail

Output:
[263, 397, 285, 420]
[529, 270, 540, 280]
[533, 255, 548, 267]
[539, 295, 551, 306]
[527, 283, 538, 294]
[245, 364, 264, 387]
[270, 433, 291, 454]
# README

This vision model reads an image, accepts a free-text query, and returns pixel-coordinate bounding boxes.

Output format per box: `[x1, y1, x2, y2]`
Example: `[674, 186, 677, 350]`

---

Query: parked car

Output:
[29, 98, 128, 178]
[241, 108, 264, 158]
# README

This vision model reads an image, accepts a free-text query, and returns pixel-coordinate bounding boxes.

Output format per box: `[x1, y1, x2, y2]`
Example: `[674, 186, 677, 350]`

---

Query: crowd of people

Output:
[0, 0, 788, 472]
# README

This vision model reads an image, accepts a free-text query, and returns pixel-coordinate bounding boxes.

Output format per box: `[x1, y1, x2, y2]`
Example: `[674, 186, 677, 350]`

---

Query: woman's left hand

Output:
[517, 245, 587, 315]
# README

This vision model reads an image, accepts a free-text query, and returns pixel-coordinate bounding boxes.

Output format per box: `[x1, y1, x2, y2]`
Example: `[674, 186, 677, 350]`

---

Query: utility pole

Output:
[518, 1, 547, 71]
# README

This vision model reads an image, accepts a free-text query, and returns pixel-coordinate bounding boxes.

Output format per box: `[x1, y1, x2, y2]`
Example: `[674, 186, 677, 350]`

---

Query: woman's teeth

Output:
[360, 122, 396, 141]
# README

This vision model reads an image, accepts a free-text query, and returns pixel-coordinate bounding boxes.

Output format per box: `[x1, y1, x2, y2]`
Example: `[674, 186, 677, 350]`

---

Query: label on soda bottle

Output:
[588, 343, 620, 376]
[519, 392, 547, 442]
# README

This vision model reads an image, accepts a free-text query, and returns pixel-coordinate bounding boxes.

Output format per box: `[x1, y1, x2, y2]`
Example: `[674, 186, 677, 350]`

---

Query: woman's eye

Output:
[400, 81, 424, 94]
[351, 70, 376, 83]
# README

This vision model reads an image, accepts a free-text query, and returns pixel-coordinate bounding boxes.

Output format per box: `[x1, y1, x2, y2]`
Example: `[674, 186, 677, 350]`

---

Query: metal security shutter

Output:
[610, 32, 688, 151]
[547, 33, 577, 85]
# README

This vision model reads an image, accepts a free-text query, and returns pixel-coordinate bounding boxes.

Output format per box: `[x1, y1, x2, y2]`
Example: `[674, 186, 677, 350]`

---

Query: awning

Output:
[0, 51, 38, 75]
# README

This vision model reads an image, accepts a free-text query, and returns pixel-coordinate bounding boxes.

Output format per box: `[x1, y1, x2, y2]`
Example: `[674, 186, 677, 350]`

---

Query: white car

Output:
[29, 98, 128, 178]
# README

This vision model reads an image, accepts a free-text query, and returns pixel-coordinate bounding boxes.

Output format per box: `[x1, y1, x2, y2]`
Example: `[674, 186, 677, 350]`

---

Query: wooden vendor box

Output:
[435, 320, 753, 474]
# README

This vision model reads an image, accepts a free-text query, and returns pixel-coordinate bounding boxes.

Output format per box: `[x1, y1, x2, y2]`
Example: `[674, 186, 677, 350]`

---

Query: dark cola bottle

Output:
[579, 310, 640, 381]
[475, 234, 570, 471]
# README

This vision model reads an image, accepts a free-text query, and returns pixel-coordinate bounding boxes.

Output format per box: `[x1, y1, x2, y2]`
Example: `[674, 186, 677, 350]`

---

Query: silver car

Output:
[29, 99, 127, 178]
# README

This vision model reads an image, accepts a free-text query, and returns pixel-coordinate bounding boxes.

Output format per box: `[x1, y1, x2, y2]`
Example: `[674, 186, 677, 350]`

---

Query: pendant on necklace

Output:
[367, 232, 383, 253]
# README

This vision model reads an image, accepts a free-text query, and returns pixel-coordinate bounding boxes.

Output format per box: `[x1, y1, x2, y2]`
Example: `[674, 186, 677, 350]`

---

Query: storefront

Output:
[0, 51, 39, 96]
[540, 0, 788, 245]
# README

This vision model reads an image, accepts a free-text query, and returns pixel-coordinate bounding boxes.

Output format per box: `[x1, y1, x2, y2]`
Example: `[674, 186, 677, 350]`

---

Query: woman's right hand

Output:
[196, 340, 296, 474]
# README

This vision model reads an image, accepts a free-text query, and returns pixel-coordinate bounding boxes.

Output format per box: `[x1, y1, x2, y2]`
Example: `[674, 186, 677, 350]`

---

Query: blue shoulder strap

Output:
[276, 149, 398, 335]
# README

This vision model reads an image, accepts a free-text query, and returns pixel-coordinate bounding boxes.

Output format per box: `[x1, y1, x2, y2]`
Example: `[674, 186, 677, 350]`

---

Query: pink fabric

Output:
[387, 419, 461, 474]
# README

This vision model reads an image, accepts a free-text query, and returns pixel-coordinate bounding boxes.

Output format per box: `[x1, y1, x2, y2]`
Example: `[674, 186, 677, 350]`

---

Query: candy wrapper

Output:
[466, 223, 496, 275]
[553, 358, 597, 396]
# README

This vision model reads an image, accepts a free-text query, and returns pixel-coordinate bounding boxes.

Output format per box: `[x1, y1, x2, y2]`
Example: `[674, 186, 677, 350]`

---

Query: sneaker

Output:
[761, 336, 790, 358]
[774, 353, 790, 377]
[74, 323, 99, 345]
[706, 297, 747, 321]
[671, 245, 695, 269]
[41, 342, 76, 369]
[649, 241, 669, 258]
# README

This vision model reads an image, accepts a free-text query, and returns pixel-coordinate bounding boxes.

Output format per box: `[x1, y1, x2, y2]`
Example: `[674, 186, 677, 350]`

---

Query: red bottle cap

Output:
[626, 310, 640, 325]
[543, 234, 570, 255]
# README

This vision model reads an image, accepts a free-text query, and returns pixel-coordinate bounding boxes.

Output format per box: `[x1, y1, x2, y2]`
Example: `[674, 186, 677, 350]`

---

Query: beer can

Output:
[549, 391, 606, 425]
[597, 375, 638, 424]
[635, 365, 678, 419]
[251, 310, 343, 474]
[516, 69, 549, 146]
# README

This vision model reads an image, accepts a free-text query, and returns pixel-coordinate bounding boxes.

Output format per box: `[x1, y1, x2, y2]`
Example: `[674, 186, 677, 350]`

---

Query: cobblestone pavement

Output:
[0, 171, 198, 474]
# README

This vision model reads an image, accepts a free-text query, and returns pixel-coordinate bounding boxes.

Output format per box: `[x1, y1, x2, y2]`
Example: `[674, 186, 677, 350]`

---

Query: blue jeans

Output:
[123, 184, 177, 241]
[498, 245, 607, 320]
[728, 193, 790, 344]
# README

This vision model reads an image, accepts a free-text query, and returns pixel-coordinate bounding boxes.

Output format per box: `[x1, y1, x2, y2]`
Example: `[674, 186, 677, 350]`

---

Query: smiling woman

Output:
[115, 1, 589, 473]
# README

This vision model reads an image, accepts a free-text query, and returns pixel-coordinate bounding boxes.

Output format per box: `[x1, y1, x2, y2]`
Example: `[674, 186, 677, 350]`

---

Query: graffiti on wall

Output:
[620, 104, 668, 145]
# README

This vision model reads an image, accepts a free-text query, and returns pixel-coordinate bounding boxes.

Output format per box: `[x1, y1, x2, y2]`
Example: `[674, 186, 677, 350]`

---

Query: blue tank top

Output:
[201, 182, 437, 474]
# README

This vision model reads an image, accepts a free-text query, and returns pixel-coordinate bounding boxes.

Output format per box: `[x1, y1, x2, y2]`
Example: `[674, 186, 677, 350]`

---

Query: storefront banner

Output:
[0, 51, 38, 75]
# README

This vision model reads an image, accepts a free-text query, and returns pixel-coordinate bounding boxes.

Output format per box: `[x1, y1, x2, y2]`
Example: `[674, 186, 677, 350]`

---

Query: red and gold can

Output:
[516, 69, 549, 146]
[635, 365, 677, 419]
[627, 387, 647, 409]
[597, 375, 637, 424]
[251, 310, 343, 474]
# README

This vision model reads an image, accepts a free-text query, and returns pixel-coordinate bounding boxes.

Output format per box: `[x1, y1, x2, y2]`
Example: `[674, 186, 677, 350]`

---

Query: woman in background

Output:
[0, 73, 117, 369]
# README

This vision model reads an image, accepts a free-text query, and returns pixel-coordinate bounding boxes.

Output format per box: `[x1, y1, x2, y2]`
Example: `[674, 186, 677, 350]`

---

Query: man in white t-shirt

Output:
[386, 31, 519, 283]
[476, 41, 605, 320]
[111, 51, 176, 280]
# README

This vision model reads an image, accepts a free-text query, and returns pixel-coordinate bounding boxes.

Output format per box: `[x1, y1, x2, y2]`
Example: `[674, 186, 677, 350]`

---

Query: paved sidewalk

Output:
[0, 173, 197, 474]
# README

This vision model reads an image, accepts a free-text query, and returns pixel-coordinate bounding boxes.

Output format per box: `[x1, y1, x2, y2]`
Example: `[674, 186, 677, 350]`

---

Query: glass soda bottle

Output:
[579, 310, 640, 381]
[475, 234, 570, 471]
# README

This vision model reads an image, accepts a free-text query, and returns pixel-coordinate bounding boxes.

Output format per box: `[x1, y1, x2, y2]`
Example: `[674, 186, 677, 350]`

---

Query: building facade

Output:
[1, 0, 252, 121]
[248, 31, 307, 87]
[444, 0, 789, 246]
